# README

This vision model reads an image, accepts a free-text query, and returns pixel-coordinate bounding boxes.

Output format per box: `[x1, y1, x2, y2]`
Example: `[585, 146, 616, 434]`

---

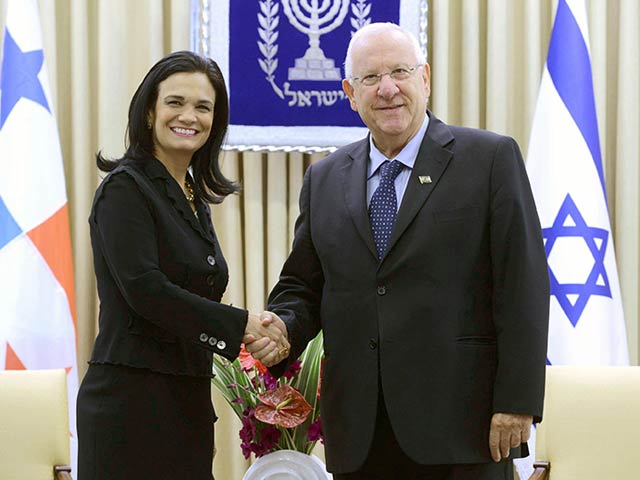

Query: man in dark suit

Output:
[248, 22, 549, 479]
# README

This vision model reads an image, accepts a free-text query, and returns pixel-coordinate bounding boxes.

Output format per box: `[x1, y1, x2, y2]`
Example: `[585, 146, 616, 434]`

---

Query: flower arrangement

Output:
[211, 332, 324, 459]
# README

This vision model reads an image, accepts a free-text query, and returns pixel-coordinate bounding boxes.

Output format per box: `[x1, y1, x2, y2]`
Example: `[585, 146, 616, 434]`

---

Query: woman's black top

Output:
[88, 155, 247, 376]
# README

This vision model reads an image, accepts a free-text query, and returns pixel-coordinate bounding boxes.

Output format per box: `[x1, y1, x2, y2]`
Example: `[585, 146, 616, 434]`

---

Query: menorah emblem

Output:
[281, 0, 350, 81]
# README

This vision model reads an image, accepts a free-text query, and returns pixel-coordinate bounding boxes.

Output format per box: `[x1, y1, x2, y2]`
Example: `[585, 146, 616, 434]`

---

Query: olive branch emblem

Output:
[257, 0, 283, 98]
[350, 0, 371, 33]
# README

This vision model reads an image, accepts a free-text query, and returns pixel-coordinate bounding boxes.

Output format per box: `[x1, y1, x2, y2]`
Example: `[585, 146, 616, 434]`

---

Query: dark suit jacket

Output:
[88, 155, 247, 376]
[268, 113, 550, 473]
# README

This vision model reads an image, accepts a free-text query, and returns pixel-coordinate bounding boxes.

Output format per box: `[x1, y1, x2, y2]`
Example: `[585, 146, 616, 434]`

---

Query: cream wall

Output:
[1, 1, 638, 478]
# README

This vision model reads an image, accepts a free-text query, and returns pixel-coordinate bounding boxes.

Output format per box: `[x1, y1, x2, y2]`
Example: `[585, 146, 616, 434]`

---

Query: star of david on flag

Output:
[516, 1, 629, 477]
[543, 194, 611, 327]
[0, 0, 79, 474]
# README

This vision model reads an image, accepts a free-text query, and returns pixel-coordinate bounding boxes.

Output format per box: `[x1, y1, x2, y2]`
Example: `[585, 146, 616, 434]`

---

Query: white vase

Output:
[242, 449, 332, 480]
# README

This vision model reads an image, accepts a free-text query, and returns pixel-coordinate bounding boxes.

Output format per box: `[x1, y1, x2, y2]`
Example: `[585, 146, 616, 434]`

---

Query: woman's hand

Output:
[243, 312, 290, 366]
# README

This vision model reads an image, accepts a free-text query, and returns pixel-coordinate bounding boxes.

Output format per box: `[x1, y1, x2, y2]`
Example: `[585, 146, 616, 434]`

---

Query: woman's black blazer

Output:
[88, 155, 247, 376]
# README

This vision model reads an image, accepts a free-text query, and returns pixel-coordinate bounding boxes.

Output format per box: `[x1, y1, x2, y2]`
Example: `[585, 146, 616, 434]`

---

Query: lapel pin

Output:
[418, 175, 432, 184]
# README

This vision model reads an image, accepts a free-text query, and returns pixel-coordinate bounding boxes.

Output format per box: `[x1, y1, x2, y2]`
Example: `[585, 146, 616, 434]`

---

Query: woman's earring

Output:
[147, 119, 153, 129]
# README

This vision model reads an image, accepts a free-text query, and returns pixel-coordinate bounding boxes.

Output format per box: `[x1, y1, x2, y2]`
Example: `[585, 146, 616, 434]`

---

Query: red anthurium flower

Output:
[255, 385, 312, 428]
[239, 345, 267, 374]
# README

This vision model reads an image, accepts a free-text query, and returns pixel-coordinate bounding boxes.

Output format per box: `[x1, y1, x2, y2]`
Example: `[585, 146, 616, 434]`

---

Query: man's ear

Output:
[342, 79, 358, 112]
[422, 63, 431, 99]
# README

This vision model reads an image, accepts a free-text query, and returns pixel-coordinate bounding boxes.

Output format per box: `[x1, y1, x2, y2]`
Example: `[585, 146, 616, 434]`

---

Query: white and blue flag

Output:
[517, 0, 629, 476]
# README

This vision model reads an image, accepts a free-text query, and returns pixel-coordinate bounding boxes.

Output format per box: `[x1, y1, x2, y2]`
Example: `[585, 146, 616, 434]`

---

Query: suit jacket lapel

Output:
[385, 114, 454, 257]
[342, 138, 378, 260]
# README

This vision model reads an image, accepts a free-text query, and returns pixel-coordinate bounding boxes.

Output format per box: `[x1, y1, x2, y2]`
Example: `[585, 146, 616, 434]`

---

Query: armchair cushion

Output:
[0, 369, 71, 480]
[533, 366, 640, 479]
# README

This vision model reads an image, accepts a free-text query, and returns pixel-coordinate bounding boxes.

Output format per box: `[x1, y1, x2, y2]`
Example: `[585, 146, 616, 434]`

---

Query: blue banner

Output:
[206, 0, 424, 148]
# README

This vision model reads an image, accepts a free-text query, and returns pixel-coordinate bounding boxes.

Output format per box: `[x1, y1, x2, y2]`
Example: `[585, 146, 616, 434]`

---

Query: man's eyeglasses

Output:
[350, 64, 423, 87]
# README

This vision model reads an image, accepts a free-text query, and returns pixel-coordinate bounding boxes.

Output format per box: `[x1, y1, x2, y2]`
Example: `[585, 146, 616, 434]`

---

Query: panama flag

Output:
[0, 0, 79, 471]
[517, 0, 628, 476]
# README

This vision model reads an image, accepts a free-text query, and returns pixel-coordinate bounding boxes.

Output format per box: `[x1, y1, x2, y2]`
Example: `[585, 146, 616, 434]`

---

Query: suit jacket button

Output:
[377, 286, 386, 295]
[206, 274, 215, 286]
[207, 255, 216, 266]
[217, 340, 226, 350]
[199, 333, 209, 343]
[208, 337, 218, 346]
[369, 339, 378, 349]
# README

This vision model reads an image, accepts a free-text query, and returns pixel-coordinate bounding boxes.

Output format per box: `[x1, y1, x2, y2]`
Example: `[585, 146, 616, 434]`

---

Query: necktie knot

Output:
[380, 160, 403, 183]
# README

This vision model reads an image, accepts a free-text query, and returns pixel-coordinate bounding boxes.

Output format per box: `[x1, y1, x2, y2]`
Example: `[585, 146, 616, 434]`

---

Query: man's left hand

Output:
[488, 413, 533, 462]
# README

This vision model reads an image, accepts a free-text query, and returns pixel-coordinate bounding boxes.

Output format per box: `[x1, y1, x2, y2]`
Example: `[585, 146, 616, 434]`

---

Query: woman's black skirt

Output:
[77, 363, 216, 480]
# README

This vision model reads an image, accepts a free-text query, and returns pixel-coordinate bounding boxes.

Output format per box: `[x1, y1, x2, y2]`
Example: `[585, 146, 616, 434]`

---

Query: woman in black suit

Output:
[77, 51, 289, 480]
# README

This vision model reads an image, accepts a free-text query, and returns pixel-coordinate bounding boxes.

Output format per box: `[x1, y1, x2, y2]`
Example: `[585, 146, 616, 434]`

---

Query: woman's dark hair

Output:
[97, 50, 239, 203]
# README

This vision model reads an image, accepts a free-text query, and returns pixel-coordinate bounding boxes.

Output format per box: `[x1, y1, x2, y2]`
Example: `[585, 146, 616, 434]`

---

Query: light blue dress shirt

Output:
[366, 114, 430, 210]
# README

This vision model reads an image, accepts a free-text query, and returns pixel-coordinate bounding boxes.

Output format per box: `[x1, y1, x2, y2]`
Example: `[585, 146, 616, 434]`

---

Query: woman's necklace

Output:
[185, 178, 195, 203]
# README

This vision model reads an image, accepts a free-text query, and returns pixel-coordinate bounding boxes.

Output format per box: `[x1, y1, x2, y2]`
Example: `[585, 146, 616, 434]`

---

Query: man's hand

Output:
[243, 311, 290, 367]
[488, 413, 533, 462]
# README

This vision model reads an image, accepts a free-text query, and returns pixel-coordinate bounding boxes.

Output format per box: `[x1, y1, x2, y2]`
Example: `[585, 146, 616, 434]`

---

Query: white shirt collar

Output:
[367, 114, 430, 180]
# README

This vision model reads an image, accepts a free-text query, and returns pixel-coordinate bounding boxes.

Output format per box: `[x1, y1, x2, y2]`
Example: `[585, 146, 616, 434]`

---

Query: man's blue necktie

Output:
[369, 160, 403, 259]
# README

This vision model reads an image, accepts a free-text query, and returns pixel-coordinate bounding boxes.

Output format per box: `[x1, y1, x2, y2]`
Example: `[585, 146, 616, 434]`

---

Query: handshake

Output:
[242, 311, 290, 367]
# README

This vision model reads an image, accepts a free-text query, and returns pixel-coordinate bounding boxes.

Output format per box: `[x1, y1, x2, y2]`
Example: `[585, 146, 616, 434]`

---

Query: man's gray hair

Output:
[343, 23, 426, 82]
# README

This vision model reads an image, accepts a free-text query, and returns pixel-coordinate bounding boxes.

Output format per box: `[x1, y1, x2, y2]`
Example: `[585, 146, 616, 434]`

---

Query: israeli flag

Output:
[516, 0, 629, 477]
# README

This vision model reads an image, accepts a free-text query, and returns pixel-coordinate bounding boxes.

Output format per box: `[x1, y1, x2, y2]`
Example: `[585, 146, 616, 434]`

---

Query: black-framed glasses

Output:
[351, 64, 423, 87]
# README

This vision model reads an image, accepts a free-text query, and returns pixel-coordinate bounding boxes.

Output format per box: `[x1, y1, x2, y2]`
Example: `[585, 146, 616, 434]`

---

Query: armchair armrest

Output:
[54, 465, 72, 480]
[527, 462, 549, 480]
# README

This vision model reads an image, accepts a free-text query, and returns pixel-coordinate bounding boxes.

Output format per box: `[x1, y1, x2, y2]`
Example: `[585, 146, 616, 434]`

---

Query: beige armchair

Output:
[529, 365, 640, 480]
[0, 369, 72, 480]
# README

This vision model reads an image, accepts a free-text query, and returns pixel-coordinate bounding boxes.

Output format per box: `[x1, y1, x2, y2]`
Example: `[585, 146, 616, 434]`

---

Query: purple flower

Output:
[239, 423, 255, 443]
[252, 426, 282, 457]
[232, 397, 244, 404]
[261, 426, 282, 444]
[243, 407, 255, 418]
[240, 441, 253, 459]
[307, 417, 324, 444]
[260, 370, 278, 390]
[239, 420, 257, 458]
[283, 360, 302, 380]
[239, 408, 256, 443]
[238, 407, 284, 459]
